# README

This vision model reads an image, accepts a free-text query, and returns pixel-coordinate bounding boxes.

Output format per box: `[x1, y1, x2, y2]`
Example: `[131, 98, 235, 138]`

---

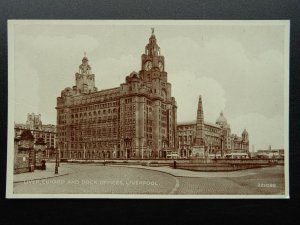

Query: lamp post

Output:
[55, 147, 58, 174]
[57, 142, 60, 167]
[220, 134, 224, 158]
[141, 137, 144, 159]
[103, 150, 106, 166]
[214, 148, 217, 160]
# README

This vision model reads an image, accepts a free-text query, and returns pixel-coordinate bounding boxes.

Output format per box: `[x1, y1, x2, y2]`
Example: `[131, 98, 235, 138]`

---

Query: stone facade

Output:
[15, 113, 56, 159]
[177, 96, 249, 159]
[14, 130, 34, 174]
[14, 130, 48, 174]
[34, 137, 47, 168]
[56, 30, 177, 159]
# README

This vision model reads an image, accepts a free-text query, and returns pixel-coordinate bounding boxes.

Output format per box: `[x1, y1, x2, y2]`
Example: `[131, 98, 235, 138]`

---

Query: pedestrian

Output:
[173, 160, 176, 169]
[41, 160, 46, 170]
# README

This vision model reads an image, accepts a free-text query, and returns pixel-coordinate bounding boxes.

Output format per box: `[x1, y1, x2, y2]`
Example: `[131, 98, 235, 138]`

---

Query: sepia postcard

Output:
[6, 20, 289, 199]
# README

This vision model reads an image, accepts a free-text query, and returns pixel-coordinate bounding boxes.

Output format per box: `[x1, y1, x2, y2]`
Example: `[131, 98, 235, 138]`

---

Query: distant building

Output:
[56, 30, 177, 160]
[255, 146, 284, 159]
[15, 113, 56, 159]
[26, 113, 42, 130]
[177, 96, 249, 159]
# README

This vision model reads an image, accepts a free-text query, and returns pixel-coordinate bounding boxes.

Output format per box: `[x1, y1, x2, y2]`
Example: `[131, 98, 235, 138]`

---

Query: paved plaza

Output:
[13, 163, 285, 196]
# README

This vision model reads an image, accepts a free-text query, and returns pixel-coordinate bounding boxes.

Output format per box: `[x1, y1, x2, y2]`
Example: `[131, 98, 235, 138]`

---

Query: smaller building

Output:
[15, 113, 56, 159]
[255, 146, 284, 159]
[14, 130, 48, 174]
[14, 130, 34, 174]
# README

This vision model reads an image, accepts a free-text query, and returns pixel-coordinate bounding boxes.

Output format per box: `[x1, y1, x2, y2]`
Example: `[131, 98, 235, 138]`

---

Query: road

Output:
[13, 164, 285, 195]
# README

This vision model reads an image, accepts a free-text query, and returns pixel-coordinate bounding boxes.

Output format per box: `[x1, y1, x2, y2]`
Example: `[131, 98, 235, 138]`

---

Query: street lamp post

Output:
[220, 134, 224, 158]
[57, 142, 61, 167]
[214, 148, 217, 160]
[141, 138, 144, 159]
[55, 147, 58, 174]
[103, 150, 106, 166]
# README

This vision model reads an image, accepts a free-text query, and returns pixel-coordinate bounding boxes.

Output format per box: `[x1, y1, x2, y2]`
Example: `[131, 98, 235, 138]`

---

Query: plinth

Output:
[192, 145, 205, 158]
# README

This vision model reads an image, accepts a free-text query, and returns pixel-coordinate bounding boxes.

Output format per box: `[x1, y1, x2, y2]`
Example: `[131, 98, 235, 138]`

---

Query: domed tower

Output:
[216, 111, 232, 153]
[74, 53, 97, 94]
[216, 111, 228, 127]
[242, 128, 249, 141]
[241, 128, 249, 152]
[145, 28, 161, 57]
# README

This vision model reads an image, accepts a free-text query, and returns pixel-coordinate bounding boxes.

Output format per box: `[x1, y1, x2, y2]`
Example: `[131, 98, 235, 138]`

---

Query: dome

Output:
[242, 129, 248, 136]
[216, 112, 227, 125]
[82, 56, 88, 62]
[130, 71, 138, 77]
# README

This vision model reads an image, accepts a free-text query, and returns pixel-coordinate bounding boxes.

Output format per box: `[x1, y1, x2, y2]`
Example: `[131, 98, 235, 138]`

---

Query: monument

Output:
[192, 95, 207, 158]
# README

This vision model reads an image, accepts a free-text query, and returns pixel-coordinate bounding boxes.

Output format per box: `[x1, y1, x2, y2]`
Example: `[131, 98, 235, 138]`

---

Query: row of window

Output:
[71, 135, 118, 142]
[70, 116, 119, 124]
[178, 126, 195, 131]
[70, 127, 119, 136]
[178, 130, 194, 135]
[124, 98, 132, 104]
[71, 101, 119, 113]
[205, 127, 221, 134]
[71, 108, 118, 119]
[70, 141, 118, 149]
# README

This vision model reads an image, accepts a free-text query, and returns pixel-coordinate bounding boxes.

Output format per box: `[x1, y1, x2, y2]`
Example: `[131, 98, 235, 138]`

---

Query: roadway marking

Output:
[169, 176, 180, 195]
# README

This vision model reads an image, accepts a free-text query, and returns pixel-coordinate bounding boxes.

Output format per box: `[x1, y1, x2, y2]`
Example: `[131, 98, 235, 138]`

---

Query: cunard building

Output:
[56, 29, 177, 160]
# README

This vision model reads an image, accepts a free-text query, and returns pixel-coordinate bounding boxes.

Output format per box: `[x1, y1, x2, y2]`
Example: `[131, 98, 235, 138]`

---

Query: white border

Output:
[6, 20, 290, 199]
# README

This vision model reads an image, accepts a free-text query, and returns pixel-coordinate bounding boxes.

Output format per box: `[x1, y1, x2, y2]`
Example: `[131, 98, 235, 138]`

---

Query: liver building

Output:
[56, 29, 177, 160]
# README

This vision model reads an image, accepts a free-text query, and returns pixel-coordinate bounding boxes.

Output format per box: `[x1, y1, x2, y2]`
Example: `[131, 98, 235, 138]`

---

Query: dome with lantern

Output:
[216, 111, 228, 127]
[242, 128, 248, 136]
[242, 128, 249, 141]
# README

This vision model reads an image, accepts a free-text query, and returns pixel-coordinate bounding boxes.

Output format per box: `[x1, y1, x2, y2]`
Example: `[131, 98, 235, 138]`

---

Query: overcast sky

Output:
[10, 21, 289, 151]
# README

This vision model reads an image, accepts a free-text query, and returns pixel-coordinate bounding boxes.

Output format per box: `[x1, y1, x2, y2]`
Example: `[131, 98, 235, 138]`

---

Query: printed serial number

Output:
[257, 183, 277, 188]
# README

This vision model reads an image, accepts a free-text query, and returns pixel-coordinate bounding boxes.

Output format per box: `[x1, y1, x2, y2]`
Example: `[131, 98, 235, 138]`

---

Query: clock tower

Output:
[74, 53, 97, 94]
[137, 28, 177, 158]
[141, 28, 166, 83]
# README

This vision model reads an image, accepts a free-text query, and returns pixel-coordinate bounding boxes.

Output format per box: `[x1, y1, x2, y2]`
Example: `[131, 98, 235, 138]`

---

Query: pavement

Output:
[108, 164, 258, 178]
[12, 163, 285, 195]
[12, 161, 273, 183]
[13, 163, 71, 183]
